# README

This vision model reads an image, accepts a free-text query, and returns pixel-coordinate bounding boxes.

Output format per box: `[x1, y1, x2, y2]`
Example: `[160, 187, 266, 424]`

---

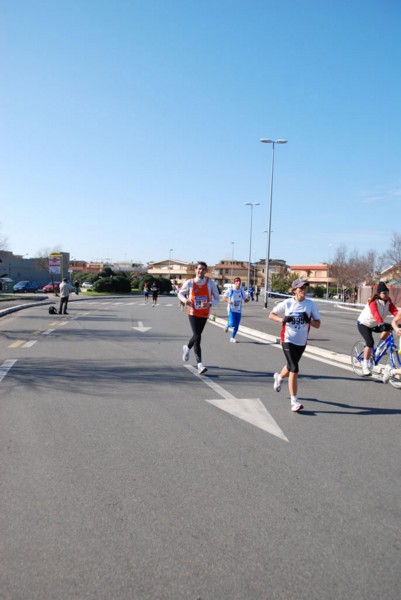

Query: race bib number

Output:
[194, 295, 208, 309]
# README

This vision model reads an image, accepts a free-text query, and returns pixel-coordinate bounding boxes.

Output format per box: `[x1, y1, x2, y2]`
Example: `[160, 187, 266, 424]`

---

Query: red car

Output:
[42, 282, 60, 293]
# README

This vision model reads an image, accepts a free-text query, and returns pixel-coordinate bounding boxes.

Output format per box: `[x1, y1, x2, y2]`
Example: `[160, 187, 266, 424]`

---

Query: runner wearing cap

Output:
[223, 277, 249, 343]
[269, 279, 321, 412]
[357, 281, 397, 376]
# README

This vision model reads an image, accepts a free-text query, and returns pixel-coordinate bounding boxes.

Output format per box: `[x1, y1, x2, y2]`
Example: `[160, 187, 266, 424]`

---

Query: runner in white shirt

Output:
[223, 277, 249, 343]
[269, 279, 321, 412]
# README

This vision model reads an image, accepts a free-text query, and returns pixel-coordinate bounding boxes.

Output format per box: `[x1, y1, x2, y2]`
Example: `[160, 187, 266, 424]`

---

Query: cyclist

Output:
[357, 282, 398, 376]
[383, 310, 401, 383]
[269, 279, 321, 413]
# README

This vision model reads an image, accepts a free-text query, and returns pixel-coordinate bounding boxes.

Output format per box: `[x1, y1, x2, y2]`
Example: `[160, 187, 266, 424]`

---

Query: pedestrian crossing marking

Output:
[0, 359, 17, 382]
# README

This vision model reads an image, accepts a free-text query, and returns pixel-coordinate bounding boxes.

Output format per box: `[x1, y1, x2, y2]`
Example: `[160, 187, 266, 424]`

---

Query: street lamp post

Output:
[231, 241, 235, 281]
[260, 138, 287, 308]
[326, 244, 332, 298]
[168, 248, 174, 280]
[244, 202, 260, 289]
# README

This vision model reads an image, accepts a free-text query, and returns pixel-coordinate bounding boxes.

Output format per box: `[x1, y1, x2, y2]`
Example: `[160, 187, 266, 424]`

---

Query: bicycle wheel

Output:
[388, 350, 401, 389]
[351, 341, 365, 376]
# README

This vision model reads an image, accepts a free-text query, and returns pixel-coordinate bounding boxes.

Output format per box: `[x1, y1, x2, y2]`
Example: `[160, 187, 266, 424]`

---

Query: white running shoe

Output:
[291, 401, 304, 412]
[362, 366, 372, 377]
[383, 364, 393, 384]
[273, 372, 282, 392]
[197, 363, 208, 374]
[230, 337, 237, 343]
[182, 345, 190, 362]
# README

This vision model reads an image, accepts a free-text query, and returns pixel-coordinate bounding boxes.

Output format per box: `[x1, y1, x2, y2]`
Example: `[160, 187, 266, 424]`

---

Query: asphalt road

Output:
[1, 296, 400, 600]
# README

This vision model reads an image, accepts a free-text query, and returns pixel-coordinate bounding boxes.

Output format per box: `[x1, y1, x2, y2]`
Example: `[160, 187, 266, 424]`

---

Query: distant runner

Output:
[223, 277, 249, 343]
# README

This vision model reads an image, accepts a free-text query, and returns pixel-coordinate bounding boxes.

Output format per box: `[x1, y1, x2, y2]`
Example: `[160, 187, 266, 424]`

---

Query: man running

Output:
[178, 261, 220, 374]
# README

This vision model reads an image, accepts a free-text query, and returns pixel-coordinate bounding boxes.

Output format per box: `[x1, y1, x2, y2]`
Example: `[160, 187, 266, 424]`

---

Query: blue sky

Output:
[1, 0, 400, 268]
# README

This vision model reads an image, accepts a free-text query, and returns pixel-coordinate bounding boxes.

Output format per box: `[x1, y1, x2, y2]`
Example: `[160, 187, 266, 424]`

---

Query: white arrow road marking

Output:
[184, 365, 288, 442]
[132, 321, 152, 332]
[0, 359, 17, 383]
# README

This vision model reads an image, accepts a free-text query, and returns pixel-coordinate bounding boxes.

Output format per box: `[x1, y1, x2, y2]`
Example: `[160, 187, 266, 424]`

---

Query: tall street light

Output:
[169, 248, 174, 280]
[260, 138, 288, 308]
[326, 244, 332, 298]
[244, 202, 260, 289]
[231, 241, 235, 281]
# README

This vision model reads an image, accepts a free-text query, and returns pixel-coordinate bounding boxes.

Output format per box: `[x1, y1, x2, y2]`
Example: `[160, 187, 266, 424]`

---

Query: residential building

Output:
[147, 259, 196, 282]
[290, 264, 334, 289]
[213, 258, 289, 289]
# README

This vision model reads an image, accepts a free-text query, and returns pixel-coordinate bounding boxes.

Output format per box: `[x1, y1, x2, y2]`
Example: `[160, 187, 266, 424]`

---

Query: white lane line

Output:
[22, 341, 37, 348]
[184, 365, 288, 441]
[0, 359, 17, 382]
[42, 329, 55, 335]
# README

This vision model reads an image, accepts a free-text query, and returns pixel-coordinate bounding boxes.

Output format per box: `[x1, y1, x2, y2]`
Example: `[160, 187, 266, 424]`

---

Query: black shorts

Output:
[357, 321, 391, 348]
[282, 342, 305, 374]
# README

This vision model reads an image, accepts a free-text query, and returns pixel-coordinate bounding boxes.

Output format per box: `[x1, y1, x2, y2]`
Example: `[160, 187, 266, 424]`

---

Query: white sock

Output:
[291, 396, 298, 403]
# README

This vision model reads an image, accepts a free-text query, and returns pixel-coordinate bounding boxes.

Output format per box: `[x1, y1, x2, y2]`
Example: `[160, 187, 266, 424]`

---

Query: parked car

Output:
[13, 280, 39, 293]
[42, 282, 61, 293]
[81, 282, 93, 289]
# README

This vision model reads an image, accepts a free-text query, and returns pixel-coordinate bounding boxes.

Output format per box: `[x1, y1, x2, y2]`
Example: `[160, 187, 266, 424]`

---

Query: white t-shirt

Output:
[272, 297, 320, 346]
[224, 288, 248, 314]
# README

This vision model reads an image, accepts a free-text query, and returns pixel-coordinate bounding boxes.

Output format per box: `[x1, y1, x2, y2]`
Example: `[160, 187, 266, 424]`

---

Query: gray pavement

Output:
[0, 293, 362, 371]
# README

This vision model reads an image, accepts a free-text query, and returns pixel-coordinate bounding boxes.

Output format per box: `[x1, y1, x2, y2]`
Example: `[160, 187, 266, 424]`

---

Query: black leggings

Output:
[357, 321, 391, 348]
[282, 342, 305, 373]
[188, 316, 208, 363]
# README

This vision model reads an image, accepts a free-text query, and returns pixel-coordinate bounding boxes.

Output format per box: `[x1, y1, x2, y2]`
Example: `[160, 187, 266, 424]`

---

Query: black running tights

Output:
[188, 316, 208, 363]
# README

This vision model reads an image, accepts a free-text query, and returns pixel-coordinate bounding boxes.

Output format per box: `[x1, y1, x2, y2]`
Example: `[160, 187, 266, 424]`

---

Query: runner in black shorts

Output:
[269, 279, 321, 412]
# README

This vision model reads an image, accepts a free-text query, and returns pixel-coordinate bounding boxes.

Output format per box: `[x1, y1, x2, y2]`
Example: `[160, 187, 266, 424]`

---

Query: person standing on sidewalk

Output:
[223, 277, 249, 343]
[58, 278, 73, 315]
[269, 279, 321, 412]
[178, 261, 220, 374]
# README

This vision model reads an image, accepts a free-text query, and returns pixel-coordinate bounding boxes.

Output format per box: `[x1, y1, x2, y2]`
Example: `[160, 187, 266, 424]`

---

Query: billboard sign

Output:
[49, 254, 62, 275]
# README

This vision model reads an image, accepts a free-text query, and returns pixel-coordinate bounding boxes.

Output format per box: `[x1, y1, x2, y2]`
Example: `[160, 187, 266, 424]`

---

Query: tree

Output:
[271, 272, 298, 294]
[330, 245, 382, 299]
[0, 223, 7, 251]
[33, 246, 63, 275]
[381, 232, 401, 275]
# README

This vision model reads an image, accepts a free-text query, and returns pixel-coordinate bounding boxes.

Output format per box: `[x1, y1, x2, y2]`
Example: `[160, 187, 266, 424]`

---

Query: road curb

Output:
[211, 316, 351, 369]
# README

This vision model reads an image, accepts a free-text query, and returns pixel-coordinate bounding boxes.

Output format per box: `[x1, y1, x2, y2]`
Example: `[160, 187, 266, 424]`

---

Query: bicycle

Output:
[351, 331, 401, 389]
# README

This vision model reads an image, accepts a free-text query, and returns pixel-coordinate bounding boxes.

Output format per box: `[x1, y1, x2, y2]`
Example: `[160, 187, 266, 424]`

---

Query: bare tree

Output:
[330, 246, 382, 299]
[32, 246, 63, 275]
[381, 232, 401, 274]
[0, 223, 8, 251]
